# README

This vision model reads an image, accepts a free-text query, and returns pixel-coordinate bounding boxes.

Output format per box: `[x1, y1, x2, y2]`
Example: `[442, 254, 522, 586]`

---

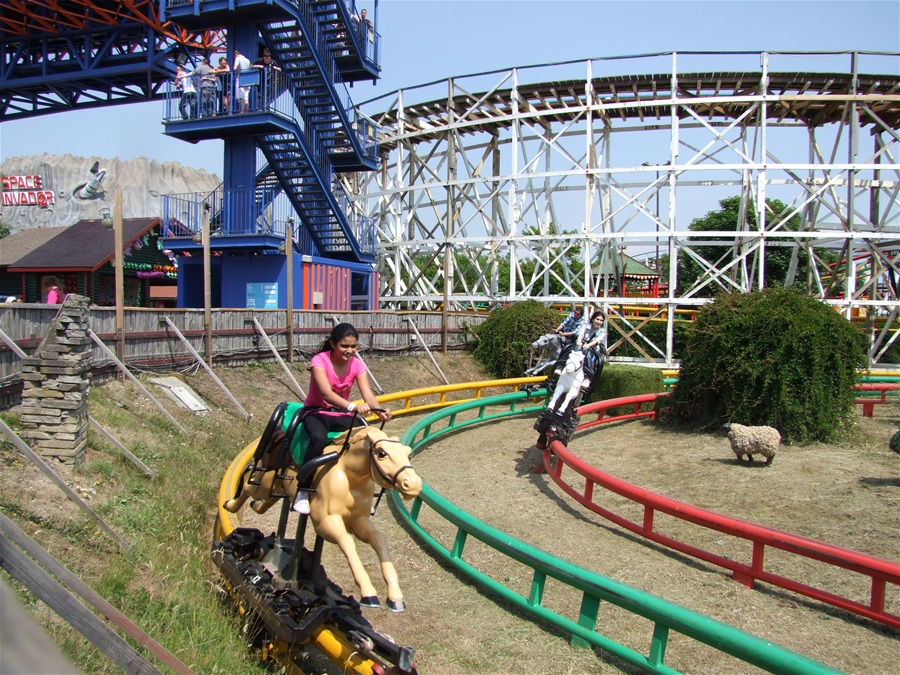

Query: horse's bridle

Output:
[368, 437, 415, 491]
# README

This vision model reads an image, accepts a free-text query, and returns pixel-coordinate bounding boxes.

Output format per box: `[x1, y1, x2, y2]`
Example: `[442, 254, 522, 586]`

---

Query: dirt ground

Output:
[3, 350, 899, 674]
[234, 353, 900, 675]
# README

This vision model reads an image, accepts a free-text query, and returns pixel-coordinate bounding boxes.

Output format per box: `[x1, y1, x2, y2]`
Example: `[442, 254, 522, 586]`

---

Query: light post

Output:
[286, 216, 295, 363]
[642, 161, 662, 269]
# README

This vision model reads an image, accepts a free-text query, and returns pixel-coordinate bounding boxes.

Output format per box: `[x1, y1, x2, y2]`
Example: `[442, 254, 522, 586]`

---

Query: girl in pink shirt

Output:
[293, 323, 391, 513]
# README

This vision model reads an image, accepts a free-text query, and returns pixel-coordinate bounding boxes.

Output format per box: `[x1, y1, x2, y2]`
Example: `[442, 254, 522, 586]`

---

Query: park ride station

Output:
[2, 3, 899, 673]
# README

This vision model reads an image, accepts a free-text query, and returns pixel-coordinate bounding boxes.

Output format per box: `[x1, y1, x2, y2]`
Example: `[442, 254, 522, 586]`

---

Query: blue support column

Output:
[223, 24, 263, 236]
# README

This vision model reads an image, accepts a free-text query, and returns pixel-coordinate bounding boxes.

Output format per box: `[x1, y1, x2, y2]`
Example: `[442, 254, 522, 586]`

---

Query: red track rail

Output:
[542, 393, 900, 629]
[851, 382, 900, 417]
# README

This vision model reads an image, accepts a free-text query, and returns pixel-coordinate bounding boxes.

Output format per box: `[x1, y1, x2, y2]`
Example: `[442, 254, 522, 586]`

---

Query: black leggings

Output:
[302, 412, 363, 463]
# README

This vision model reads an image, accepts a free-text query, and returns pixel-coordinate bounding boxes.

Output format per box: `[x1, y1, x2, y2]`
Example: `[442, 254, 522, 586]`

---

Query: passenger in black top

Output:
[253, 49, 281, 109]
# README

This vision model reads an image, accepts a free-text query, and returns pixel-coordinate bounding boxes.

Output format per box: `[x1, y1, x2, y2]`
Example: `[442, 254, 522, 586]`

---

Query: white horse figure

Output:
[546, 349, 587, 412]
[526, 332, 565, 376]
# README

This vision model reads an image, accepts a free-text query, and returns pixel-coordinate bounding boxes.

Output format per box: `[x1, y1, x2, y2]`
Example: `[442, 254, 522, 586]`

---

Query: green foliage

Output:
[890, 429, 900, 453]
[876, 334, 900, 364]
[587, 364, 665, 415]
[0, 220, 9, 239]
[609, 318, 692, 361]
[660, 287, 862, 444]
[676, 196, 836, 294]
[473, 300, 559, 378]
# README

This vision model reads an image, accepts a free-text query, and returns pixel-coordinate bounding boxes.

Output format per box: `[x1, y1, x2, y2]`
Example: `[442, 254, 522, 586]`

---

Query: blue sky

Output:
[1, 0, 898, 177]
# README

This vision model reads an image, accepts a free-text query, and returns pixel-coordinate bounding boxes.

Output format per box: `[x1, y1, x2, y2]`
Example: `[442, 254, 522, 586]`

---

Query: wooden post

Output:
[1, 514, 195, 674]
[0, 418, 131, 552]
[87, 415, 157, 478]
[163, 318, 252, 421]
[87, 330, 188, 435]
[0, 540, 162, 675]
[114, 188, 125, 376]
[202, 203, 212, 366]
[286, 218, 295, 363]
[405, 317, 449, 384]
[253, 317, 305, 399]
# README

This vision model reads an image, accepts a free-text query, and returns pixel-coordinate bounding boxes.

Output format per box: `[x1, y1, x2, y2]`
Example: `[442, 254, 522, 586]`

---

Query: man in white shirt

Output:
[175, 64, 197, 119]
[233, 49, 252, 113]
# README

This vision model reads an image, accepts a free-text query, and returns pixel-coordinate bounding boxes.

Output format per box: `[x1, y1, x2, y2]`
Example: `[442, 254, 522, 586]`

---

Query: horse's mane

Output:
[327, 424, 383, 452]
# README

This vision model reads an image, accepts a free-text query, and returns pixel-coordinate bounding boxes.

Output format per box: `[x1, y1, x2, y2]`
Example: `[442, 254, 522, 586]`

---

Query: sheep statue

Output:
[723, 423, 781, 465]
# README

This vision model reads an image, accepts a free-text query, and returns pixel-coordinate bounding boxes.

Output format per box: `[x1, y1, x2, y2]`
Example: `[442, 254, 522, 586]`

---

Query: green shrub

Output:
[473, 300, 559, 378]
[660, 288, 863, 444]
[587, 364, 665, 415]
[890, 429, 900, 453]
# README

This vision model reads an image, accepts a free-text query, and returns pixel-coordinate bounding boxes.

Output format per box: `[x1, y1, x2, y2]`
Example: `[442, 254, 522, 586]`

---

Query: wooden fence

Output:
[0, 303, 487, 406]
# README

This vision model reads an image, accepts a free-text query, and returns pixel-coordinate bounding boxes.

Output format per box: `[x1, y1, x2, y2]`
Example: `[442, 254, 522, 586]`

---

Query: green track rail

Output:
[391, 389, 845, 675]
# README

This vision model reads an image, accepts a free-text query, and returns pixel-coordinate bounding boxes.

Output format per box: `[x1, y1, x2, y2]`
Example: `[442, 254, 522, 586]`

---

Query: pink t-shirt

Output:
[304, 351, 367, 413]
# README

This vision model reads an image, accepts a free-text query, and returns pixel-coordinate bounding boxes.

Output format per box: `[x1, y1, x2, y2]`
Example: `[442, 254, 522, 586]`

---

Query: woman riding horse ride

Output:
[292, 323, 392, 515]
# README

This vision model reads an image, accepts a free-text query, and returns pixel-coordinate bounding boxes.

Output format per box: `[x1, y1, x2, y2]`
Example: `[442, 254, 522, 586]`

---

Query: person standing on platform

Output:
[214, 56, 230, 115]
[194, 57, 217, 117]
[233, 49, 252, 113]
[252, 49, 281, 110]
[175, 64, 196, 119]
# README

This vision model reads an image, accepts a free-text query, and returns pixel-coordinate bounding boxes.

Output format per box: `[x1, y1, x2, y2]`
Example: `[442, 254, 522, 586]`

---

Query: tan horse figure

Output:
[223, 425, 423, 612]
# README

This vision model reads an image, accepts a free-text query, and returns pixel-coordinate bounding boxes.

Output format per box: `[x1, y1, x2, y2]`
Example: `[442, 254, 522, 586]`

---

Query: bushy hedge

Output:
[587, 364, 665, 415]
[660, 288, 863, 444]
[473, 300, 560, 378]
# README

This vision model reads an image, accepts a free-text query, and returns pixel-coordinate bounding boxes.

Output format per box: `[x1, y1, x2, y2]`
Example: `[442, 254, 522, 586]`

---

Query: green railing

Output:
[392, 390, 844, 675]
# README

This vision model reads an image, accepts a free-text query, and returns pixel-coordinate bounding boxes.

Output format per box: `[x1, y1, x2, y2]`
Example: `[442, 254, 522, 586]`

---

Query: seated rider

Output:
[292, 322, 391, 514]
[556, 307, 586, 345]
[576, 311, 608, 384]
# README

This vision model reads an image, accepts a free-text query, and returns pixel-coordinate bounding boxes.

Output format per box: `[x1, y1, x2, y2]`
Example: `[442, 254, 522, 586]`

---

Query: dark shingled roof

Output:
[9, 218, 160, 271]
[0, 226, 68, 266]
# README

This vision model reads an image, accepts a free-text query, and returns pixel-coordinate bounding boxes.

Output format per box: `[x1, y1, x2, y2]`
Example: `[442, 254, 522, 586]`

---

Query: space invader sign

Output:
[2, 174, 56, 207]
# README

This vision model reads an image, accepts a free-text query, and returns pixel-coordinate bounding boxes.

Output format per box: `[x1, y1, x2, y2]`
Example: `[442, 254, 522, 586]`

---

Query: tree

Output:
[0, 220, 10, 239]
[676, 196, 813, 294]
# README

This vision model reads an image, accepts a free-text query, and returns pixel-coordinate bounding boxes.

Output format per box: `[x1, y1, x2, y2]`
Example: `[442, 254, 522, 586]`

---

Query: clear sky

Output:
[1, 0, 898, 177]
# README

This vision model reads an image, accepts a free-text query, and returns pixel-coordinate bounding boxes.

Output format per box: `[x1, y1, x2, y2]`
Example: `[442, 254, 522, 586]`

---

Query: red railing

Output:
[542, 393, 900, 629]
[851, 382, 900, 417]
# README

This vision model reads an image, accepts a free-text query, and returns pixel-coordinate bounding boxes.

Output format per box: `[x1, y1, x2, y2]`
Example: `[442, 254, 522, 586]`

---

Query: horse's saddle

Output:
[252, 402, 348, 471]
[281, 402, 312, 466]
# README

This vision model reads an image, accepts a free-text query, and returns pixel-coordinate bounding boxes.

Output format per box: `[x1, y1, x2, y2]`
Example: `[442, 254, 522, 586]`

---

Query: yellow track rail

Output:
[214, 376, 545, 672]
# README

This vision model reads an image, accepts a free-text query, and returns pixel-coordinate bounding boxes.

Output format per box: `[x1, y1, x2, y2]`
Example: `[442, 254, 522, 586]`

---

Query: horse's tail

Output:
[230, 465, 253, 503]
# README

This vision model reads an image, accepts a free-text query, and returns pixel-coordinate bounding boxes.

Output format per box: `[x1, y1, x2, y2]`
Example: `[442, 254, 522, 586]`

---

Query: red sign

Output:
[1, 174, 56, 207]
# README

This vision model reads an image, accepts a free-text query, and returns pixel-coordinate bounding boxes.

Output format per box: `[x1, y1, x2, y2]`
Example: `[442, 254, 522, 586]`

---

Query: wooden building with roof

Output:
[591, 253, 662, 299]
[0, 218, 177, 306]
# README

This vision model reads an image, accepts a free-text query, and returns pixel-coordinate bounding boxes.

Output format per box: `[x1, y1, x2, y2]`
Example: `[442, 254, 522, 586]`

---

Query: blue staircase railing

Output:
[161, 186, 376, 257]
[161, 0, 380, 262]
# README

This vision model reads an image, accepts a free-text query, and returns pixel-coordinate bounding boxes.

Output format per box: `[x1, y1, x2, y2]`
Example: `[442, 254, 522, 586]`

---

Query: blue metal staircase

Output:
[161, 0, 381, 263]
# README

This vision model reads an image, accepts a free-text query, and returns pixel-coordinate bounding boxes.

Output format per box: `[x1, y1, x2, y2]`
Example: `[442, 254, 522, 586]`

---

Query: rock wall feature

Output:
[1, 153, 222, 234]
[18, 294, 92, 464]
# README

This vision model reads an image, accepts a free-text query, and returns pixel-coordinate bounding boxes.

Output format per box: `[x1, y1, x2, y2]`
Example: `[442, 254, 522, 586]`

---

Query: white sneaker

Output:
[292, 492, 310, 515]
